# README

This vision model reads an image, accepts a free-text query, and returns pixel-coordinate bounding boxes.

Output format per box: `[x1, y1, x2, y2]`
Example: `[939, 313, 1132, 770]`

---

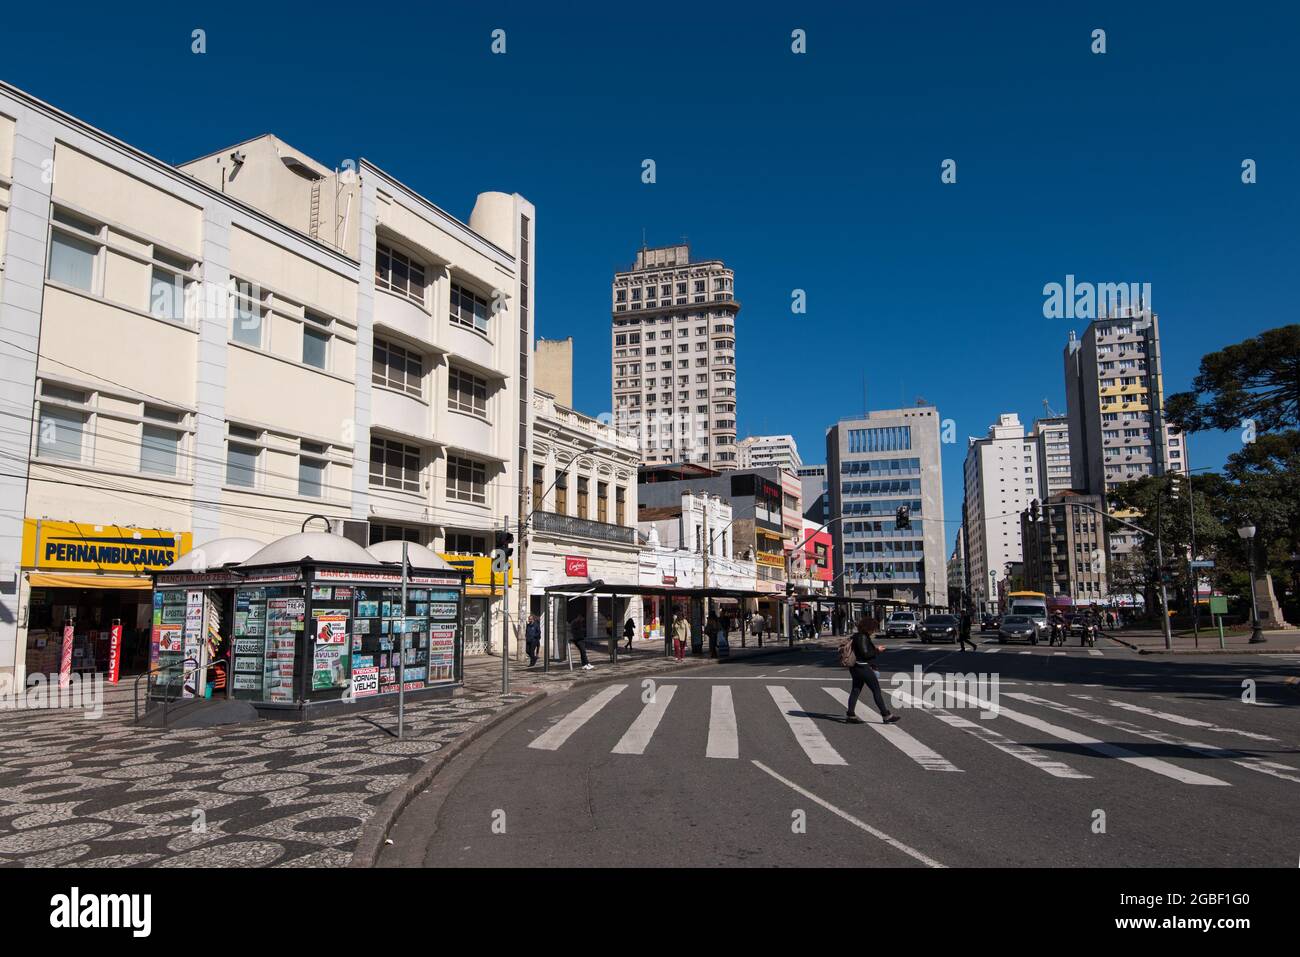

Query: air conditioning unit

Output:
[338, 520, 370, 548]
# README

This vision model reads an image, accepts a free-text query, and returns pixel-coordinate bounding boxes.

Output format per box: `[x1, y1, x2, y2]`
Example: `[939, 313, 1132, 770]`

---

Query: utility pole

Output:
[1155, 492, 1173, 650]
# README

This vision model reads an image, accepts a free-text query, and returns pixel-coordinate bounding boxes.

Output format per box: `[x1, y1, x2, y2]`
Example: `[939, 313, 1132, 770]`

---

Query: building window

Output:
[597, 481, 608, 523]
[47, 211, 100, 292]
[616, 485, 626, 525]
[375, 243, 427, 305]
[229, 278, 266, 348]
[148, 249, 196, 324]
[370, 523, 424, 545]
[302, 313, 330, 370]
[140, 407, 183, 476]
[448, 366, 488, 417]
[577, 476, 589, 517]
[533, 465, 544, 509]
[36, 384, 88, 461]
[226, 435, 259, 488]
[555, 471, 568, 514]
[445, 532, 487, 555]
[372, 338, 423, 397]
[449, 282, 491, 335]
[370, 436, 421, 492]
[446, 454, 487, 504]
[298, 443, 326, 497]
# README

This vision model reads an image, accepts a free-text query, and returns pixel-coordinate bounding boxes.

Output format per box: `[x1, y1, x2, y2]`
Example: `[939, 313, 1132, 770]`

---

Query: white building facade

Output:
[963, 413, 1039, 612]
[737, 434, 802, 472]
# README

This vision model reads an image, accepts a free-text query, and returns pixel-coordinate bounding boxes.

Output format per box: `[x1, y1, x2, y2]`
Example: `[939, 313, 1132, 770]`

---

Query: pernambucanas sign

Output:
[22, 519, 192, 573]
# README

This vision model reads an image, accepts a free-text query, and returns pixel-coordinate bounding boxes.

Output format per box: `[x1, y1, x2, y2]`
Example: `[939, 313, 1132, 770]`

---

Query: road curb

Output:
[1137, 645, 1300, 656]
[349, 689, 550, 868]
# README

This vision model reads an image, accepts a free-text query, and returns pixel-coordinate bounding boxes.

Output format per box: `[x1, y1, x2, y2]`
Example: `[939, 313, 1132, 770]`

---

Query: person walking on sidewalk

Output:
[751, 611, 766, 647]
[525, 614, 542, 666]
[671, 613, 690, 662]
[623, 617, 636, 651]
[842, 617, 899, 725]
[958, 607, 977, 651]
[705, 612, 720, 659]
[569, 614, 592, 670]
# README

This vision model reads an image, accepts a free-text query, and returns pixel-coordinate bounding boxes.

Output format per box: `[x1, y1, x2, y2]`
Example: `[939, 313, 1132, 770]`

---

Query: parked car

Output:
[919, 614, 960, 642]
[885, 611, 918, 638]
[997, 614, 1039, 644]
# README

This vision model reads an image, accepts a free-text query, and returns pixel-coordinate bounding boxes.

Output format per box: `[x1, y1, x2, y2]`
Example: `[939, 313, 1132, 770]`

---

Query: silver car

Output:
[997, 614, 1039, 645]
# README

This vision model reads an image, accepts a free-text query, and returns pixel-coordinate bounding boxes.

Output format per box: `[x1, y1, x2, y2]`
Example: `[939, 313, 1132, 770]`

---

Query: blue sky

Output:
[3, 1, 1297, 555]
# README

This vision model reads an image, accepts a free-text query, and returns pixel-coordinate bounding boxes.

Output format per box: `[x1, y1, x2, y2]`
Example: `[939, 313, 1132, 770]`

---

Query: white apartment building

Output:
[963, 413, 1039, 612]
[528, 388, 641, 645]
[611, 243, 739, 468]
[0, 81, 533, 679]
[1064, 310, 1189, 557]
[737, 434, 802, 472]
[1032, 415, 1074, 499]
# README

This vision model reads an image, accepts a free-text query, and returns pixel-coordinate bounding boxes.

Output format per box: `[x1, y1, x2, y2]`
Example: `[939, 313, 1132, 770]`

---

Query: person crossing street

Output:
[841, 617, 900, 725]
[957, 607, 978, 651]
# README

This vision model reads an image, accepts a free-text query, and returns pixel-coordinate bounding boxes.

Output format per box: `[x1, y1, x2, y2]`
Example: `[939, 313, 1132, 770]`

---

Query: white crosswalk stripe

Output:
[1071, 695, 1278, 743]
[889, 689, 1088, 779]
[612, 685, 677, 755]
[766, 685, 846, 765]
[982, 647, 1001, 654]
[823, 687, 962, 772]
[943, 688, 1230, 786]
[706, 685, 739, 759]
[1010, 693, 1300, 785]
[528, 684, 626, 751]
[1088, 649, 1103, 657]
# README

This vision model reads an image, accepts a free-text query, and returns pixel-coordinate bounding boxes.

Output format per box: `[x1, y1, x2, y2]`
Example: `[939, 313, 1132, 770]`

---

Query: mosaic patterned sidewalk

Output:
[0, 686, 529, 868]
[0, 640, 819, 867]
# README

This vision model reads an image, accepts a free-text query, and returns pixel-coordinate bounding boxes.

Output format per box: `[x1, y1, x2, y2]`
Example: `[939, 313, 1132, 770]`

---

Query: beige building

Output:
[737, 434, 802, 472]
[611, 243, 739, 468]
[0, 81, 533, 679]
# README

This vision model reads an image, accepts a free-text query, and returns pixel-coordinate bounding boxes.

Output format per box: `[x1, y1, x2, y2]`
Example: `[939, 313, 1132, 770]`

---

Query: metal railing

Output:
[134, 657, 201, 726]
[532, 510, 636, 544]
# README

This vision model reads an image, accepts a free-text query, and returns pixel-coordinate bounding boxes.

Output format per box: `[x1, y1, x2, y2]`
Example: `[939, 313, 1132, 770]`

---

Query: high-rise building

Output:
[797, 464, 829, 526]
[611, 244, 739, 469]
[963, 413, 1039, 612]
[737, 434, 802, 472]
[1032, 415, 1074, 499]
[1020, 491, 1109, 603]
[947, 525, 967, 608]
[1064, 309, 1188, 556]
[825, 406, 946, 608]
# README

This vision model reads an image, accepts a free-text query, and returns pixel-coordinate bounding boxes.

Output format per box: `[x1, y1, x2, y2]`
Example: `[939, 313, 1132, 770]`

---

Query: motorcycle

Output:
[1080, 621, 1097, 647]
[1049, 621, 1065, 647]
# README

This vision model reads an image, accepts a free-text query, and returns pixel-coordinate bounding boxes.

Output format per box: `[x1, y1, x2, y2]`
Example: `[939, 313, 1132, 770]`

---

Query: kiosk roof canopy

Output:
[367, 540, 456, 571]
[165, 537, 263, 571]
[243, 532, 379, 568]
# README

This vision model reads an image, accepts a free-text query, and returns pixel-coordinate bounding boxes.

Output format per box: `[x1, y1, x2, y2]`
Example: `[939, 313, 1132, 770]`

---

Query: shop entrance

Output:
[462, 598, 489, 655]
[24, 586, 154, 678]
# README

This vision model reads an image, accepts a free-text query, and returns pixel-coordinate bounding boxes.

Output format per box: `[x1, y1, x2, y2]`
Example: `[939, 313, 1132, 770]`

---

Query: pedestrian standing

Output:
[671, 612, 690, 661]
[752, 611, 765, 647]
[957, 607, 977, 651]
[569, 615, 592, 670]
[623, 617, 635, 650]
[525, 614, 541, 666]
[841, 617, 899, 724]
[705, 612, 720, 659]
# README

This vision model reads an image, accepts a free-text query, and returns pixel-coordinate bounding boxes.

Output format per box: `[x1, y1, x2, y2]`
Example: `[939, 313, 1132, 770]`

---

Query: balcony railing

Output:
[533, 510, 636, 545]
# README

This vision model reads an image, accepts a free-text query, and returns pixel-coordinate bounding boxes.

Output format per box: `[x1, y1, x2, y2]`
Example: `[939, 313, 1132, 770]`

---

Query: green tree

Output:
[1165, 324, 1300, 435]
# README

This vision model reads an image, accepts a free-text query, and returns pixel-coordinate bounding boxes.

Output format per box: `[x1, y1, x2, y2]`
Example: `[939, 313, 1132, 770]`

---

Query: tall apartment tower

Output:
[825, 406, 946, 608]
[1063, 309, 1189, 556]
[1032, 415, 1074, 499]
[611, 243, 739, 469]
[738, 434, 802, 472]
[962, 413, 1039, 612]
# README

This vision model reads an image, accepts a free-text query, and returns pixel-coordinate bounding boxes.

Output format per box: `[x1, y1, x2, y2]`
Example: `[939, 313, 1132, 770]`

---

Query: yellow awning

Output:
[28, 572, 153, 590]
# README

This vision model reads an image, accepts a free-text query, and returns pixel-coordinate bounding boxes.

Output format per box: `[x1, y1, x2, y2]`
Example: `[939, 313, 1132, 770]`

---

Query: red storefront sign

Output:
[662, 575, 677, 585]
[108, 621, 123, 685]
[565, 556, 588, 577]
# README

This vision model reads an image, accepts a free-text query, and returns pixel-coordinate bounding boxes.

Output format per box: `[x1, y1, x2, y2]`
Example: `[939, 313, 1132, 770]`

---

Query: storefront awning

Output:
[28, 572, 152, 590]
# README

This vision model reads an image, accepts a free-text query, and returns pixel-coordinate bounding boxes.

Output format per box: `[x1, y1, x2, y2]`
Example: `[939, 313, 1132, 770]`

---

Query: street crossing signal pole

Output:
[494, 521, 514, 695]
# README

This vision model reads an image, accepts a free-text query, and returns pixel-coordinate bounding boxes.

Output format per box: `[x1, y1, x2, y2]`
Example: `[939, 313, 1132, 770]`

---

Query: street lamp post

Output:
[989, 569, 997, 615]
[1237, 524, 1265, 643]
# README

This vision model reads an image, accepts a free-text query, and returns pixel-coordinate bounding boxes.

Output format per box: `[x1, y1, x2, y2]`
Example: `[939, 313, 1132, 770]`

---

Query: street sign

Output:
[1190, 560, 1216, 569]
[1209, 596, 1228, 615]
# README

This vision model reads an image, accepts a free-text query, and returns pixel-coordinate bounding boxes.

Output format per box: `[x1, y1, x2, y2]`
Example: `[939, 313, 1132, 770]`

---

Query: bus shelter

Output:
[540, 582, 765, 670]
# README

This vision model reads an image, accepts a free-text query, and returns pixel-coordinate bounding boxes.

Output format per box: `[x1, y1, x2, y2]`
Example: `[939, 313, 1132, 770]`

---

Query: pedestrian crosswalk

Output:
[526, 679, 1299, 789]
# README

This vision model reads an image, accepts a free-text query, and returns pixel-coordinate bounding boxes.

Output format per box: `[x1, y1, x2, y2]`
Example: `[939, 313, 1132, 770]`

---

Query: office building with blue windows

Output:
[825, 407, 947, 608]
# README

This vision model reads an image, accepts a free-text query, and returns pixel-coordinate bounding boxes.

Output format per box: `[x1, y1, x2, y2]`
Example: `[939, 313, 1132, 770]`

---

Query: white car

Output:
[885, 612, 918, 637]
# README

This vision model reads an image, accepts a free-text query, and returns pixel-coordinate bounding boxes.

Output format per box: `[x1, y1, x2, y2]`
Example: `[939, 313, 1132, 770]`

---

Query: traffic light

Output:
[895, 505, 912, 530]
[1030, 498, 1041, 523]
[494, 529, 515, 560]
[785, 581, 795, 599]
[1167, 474, 1183, 500]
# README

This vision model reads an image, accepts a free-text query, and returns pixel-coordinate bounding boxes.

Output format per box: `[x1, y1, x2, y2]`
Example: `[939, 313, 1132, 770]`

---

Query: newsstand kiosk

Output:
[149, 532, 466, 719]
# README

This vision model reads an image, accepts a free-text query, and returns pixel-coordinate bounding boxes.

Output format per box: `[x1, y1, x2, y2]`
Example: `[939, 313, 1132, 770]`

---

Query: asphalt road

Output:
[381, 637, 1300, 868]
